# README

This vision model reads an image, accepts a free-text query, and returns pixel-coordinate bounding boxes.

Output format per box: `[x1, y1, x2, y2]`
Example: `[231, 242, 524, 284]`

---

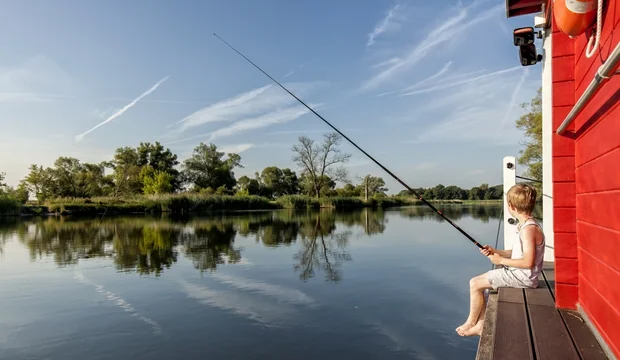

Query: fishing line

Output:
[213, 33, 484, 250]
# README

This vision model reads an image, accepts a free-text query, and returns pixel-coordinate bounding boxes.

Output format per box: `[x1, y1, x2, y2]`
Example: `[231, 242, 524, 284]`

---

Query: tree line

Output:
[1, 132, 503, 204]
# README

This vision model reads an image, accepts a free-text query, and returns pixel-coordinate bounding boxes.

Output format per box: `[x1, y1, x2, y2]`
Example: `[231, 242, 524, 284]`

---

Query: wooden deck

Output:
[476, 262, 609, 360]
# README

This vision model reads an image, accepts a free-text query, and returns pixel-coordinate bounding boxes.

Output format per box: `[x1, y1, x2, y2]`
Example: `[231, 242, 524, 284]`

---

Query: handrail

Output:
[556, 40, 620, 135]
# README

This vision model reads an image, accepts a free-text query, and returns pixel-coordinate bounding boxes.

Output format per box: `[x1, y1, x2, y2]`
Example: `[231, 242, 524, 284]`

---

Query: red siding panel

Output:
[554, 232, 578, 258]
[580, 276, 620, 359]
[556, 257, 579, 284]
[552, 55, 575, 82]
[576, 191, 620, 231]
[552, 80, 575, 107]
[553, 137, 575, 156]
[552, 105, 572, 126]
[553, 156, 576, 181]
[576, 148, 620, 193]
[553, 182, 576, 207]
[552, 32, 574, 57]
[556, 283, 578, 309]
[575, 105, 620, 166]
[554, 207, 576, 233]
[579, 249, 620, 309]
[578, 221, 620, 274]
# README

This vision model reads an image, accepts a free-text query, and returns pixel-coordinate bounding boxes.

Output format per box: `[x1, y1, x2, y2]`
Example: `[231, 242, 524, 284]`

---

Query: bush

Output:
[0, 196, 21, 216]
[276, 195, 320, 210]
[320, 196, 365, 209]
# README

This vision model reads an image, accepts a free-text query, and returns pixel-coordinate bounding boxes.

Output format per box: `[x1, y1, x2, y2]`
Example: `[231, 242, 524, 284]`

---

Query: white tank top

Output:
[507, 218, 545, 285]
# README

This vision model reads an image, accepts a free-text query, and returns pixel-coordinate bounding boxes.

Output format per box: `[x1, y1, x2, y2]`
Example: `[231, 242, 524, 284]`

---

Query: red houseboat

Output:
[485, 0, 620, 359]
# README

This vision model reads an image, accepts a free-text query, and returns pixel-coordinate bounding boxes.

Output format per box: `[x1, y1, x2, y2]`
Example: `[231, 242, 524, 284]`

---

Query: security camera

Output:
[513, 27, 536, 46]
[519, 43, 543, 66]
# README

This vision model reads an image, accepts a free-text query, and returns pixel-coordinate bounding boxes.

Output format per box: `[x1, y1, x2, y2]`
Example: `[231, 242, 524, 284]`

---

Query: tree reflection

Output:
[398, 205, 502, 223]
[1, 205, 505, 280]
[294, 214, 352, 282]
[179, 219, 240, 273]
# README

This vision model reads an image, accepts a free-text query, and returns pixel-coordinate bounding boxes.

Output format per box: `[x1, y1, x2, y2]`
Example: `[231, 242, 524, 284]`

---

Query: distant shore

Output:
[0, 194, 503, 217]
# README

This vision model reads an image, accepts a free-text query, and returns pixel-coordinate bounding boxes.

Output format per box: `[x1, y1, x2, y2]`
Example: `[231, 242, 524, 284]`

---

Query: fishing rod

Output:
[213, 33, 484, 250]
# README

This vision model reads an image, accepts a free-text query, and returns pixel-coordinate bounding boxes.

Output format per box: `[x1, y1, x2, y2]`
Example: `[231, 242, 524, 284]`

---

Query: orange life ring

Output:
[553, 0, 597, 37]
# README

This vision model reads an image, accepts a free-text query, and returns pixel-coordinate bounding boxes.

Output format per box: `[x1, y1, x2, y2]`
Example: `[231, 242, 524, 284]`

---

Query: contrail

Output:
[75, 76, 170, 142]
[399, 66, 522, 96]
[497, 68, 529, 133]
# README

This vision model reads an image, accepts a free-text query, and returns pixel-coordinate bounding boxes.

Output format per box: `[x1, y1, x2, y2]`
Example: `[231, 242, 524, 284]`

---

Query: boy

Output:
[456, 183, 545, 337]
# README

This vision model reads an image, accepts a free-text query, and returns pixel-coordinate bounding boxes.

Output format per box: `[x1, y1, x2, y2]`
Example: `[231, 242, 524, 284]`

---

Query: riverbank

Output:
[1, 194, 502, 217]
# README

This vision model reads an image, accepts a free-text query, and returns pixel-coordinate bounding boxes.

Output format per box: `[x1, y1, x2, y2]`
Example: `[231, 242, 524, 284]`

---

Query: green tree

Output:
[140, 166, 174, 195]
[358, 175, 387, 200]
[181, 143, 242, 192]
[292, 132, 351, 198]
[299, 173, 336, 197]
[110, 147, 143, 196]
[516, 87, 542, 182]
[136, 142, 180, 191]
[21, 165, 53, 202]
[337, 183, 361, 197]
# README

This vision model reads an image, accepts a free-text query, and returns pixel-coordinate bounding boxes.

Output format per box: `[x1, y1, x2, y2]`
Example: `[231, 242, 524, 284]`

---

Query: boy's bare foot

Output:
[459, 322, 483, 337]
[455, 322, 476, 335]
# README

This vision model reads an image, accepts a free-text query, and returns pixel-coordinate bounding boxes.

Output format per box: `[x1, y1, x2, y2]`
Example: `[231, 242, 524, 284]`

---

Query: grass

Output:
[3, 194, 504, 217]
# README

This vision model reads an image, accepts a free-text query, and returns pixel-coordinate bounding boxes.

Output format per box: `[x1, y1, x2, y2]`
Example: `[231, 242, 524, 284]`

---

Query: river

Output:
[0, 205, 504, 360]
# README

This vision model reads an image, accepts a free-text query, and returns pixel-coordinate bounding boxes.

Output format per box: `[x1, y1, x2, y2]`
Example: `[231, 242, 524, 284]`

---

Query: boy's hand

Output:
[488, 253, 503, 265]
[480, 245, 495, 256]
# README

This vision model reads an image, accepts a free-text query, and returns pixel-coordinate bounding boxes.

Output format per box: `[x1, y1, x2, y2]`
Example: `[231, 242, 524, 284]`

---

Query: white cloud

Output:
[217, 143, 255, 154]
[405, 66, 535, 145]
[361, 2, 504, 90]
[412, 162, 438, 171]
[400, 66, 522, 96]
[0, 55, 77, 103]
[170, 82, 323, 134]
[367, 4, 403, 47]
[75, 76, 170, 142]
[166, 105, 317, 145]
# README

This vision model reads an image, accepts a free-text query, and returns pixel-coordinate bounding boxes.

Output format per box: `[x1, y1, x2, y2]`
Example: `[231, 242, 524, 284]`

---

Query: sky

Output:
[0, 0, 541, 193]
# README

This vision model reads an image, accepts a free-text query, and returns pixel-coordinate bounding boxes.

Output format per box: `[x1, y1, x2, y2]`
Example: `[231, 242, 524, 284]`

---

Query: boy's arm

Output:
[496, 249, 512, 258]
[496, 226, 536, 269]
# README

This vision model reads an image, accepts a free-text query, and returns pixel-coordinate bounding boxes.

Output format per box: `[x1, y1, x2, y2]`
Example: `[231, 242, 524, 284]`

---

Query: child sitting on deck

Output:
[456, 183, 545, 337]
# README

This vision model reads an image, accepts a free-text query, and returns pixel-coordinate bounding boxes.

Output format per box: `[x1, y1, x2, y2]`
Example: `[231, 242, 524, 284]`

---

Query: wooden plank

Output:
[476, 291, 498, 360]
[498, 288, 524, 304]
[560, 309, 609, 360]
[527, 304, 580, 360]
[543, 265, 556, 298]
[493, 289, 534, 360]
[525, 287, 555, 307]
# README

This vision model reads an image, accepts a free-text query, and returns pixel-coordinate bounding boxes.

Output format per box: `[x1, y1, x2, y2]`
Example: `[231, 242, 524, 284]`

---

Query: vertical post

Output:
[503, 156, 518, 250]
[541, 27, 555, 262]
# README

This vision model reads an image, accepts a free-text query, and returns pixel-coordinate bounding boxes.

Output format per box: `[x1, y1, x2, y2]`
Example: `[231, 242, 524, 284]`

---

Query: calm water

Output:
[0, 205, 503, 360]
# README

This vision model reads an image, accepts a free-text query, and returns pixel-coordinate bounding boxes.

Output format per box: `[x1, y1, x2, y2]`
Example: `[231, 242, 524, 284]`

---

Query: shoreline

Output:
[1, 195, 503, 217]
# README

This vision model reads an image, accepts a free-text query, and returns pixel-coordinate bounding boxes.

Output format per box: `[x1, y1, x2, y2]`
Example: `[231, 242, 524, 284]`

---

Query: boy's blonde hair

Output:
[507, 183, 537, 214]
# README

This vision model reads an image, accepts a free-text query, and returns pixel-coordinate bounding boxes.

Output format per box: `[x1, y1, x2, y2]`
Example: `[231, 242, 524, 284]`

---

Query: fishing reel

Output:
[508, 218, 518, 225]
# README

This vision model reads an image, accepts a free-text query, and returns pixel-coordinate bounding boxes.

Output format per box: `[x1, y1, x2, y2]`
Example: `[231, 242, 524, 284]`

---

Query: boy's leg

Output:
[456, 272, 493, 336]
[461, 293, 488, 336]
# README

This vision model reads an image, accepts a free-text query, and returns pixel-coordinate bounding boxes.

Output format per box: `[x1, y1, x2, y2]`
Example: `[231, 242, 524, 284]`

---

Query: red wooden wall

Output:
[552, 1, 620, 358]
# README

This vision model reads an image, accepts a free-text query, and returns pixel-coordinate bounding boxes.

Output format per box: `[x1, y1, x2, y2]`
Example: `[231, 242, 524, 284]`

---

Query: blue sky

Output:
[0, 0, 540, 192]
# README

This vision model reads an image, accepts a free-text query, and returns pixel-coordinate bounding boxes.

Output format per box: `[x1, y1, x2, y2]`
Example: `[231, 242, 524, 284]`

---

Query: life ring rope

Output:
[585, 0, 603, 58]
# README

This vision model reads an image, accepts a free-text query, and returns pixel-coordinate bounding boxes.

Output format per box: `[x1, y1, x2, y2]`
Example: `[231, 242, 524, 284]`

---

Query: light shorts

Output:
[486, 267, 537, 290]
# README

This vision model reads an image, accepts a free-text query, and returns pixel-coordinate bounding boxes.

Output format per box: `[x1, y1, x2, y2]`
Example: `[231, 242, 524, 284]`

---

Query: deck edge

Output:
[476, 290, 497, 360]
[577, 304, 618, 360]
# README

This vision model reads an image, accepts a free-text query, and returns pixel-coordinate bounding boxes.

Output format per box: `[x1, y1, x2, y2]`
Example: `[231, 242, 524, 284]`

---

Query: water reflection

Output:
[0, 206, 508, 280]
